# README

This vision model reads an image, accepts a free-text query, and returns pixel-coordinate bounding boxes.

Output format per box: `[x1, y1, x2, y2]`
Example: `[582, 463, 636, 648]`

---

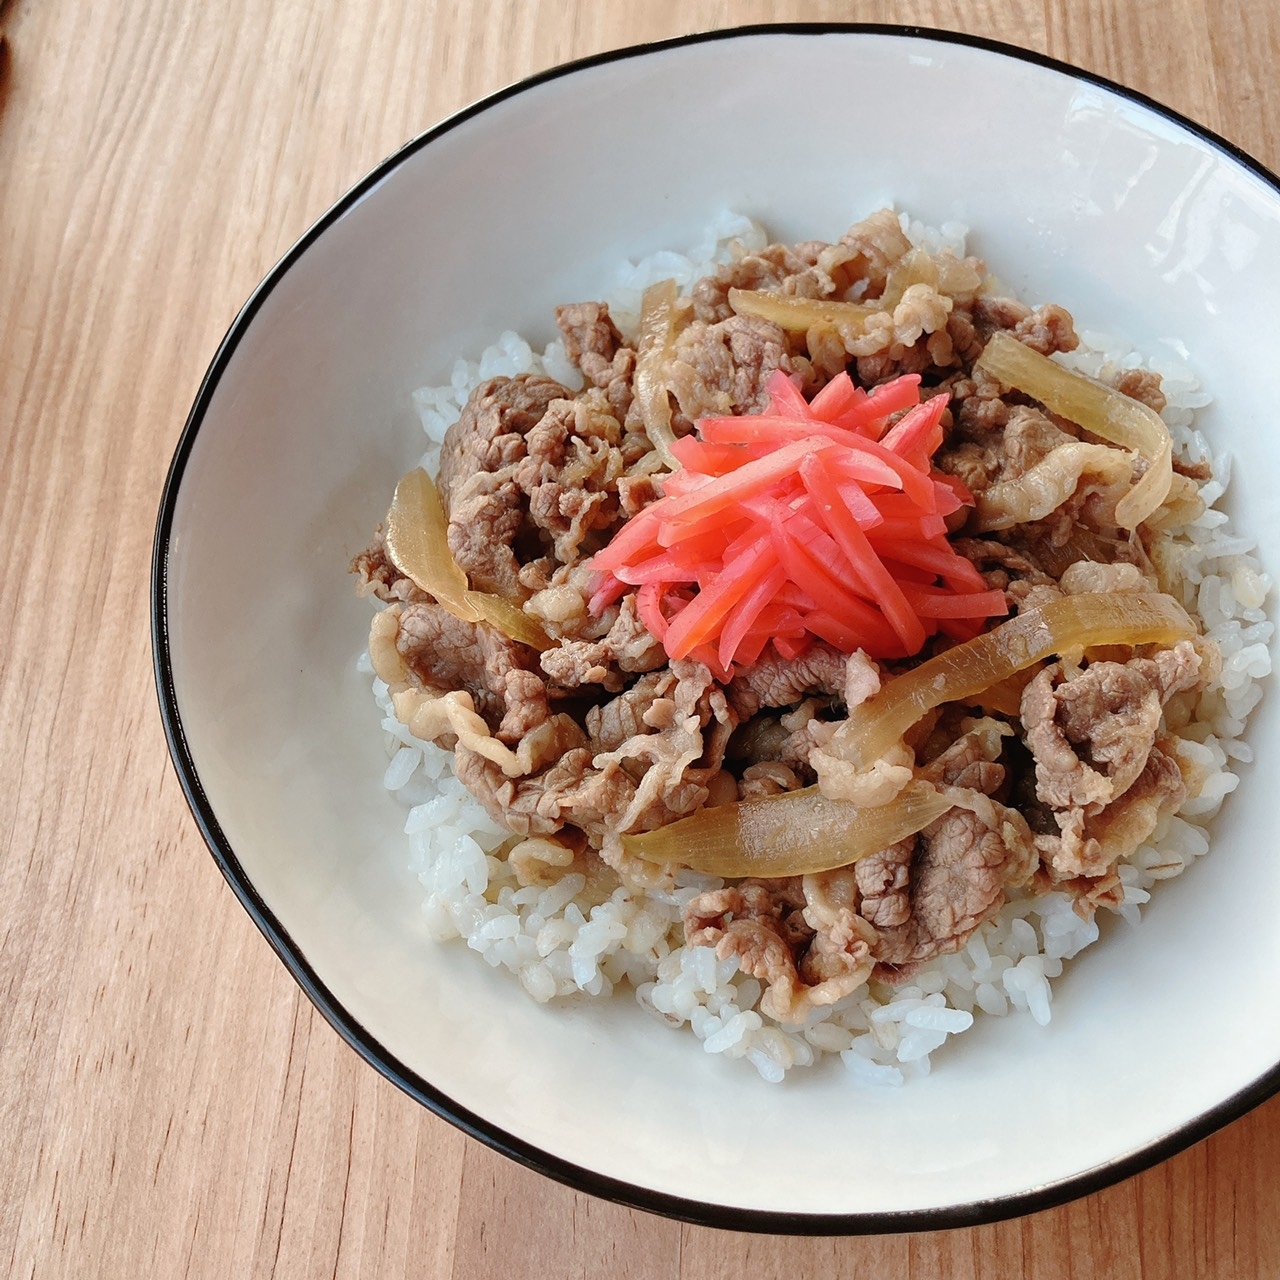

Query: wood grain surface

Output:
[3, 1, 1279, 1276]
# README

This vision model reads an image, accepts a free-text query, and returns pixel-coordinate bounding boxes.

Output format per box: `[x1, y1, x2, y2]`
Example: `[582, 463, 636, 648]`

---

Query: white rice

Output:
[361, 213, 1272, 1083]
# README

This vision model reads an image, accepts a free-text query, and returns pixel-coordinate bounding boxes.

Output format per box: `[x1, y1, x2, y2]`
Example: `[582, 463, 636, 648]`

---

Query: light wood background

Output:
[4, 0, 1280, 1276]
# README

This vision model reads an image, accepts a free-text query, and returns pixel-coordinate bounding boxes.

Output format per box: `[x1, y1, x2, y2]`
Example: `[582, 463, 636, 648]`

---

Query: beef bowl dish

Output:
[154, 27, 1280, 1231]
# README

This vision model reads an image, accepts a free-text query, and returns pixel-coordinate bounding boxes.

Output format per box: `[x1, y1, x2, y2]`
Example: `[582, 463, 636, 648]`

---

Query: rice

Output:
[361, 213, 1272, 1083]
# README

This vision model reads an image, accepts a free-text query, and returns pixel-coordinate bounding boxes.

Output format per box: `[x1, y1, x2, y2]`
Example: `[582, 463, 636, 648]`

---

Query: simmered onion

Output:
[975, 330, 1173, 529]
[383, 468, 551, 650]
[728, 287, 876, 338]
[633, 279, 682, 469]
[621, 780, 954, 876]
[832, 590, 1195, 768]
[384, 468, 473, 615]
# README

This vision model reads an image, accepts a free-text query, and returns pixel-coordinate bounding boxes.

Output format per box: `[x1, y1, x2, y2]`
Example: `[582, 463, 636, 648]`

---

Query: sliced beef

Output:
[554, 302, 637, 420]
[455, 659, 736, 845]
[446, 471, 528, 599]
[869, 804, 1032, 971]
[690, 242, 834, 324]
[665, 314, 797, 420]
[855, 838, 914, 931]
[1022, 642, 1206, 884]
[1111, 366, 1166, 414]
[555, 301, 624, 378]
[1021, 642, 1203, 813]
[737, 761, 806, 799]
[951, 536, 1058, 596]
[392, 600, 548, 742]
[351, 531, 429, 606]
[439, 374, 639, 600]
[538, 592, 666, 692]
[1010, 303, 1078, 356]
[727, 643, 849, 718]
[437, 374, 567, 507]
[917, 717, 1010, 794]
[685, 880, 809, 951]
[1038, 744, 1187, 881]
[514, 395, 625, 565]
[965, 297, 1078, 356]
[359, 215, 1218, 994]
[935, 404, 1076, 505]
[584, 669, 671, 752]
[683, 876, 878, 1024]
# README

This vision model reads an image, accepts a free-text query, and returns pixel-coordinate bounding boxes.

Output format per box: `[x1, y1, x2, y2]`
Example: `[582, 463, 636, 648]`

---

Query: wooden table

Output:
[4, 1, 1279, 1275]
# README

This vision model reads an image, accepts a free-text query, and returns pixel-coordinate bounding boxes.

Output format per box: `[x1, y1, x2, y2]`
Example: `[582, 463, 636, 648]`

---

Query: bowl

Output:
[152, 24, 1280, 1231]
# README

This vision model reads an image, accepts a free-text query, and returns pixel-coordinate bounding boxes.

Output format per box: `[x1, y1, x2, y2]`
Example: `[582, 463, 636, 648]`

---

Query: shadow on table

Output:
[0, 0, 13, 125]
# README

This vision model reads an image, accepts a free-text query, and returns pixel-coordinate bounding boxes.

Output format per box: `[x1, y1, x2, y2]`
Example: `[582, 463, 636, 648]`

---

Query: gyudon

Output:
[352, 211, 1268, 1083]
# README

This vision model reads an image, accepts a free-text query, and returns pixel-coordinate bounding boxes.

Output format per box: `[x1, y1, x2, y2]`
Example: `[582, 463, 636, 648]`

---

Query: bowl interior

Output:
[158, 28, 1280, 1226]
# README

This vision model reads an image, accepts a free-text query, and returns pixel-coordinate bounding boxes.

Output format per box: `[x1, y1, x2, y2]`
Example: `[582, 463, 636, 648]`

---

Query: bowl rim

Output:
[151, 21, 1280, 1234]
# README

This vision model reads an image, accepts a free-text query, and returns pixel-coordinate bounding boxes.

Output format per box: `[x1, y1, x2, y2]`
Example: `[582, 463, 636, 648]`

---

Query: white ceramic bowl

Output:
[153, 26, 1280, 1231]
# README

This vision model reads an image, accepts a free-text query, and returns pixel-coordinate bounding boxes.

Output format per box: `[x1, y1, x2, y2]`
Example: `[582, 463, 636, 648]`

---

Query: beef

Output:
[1039, 744, 1187, 881]
[392, 600, 548, 741]
[737, 761, 805, 799]
[514, 395, 625, 564]
[358, 214, 1220, 994]
[350, 531, 429, 606]
[795, 870, 878, 1001]
[690, 242, 836, 324]
[838, 209, 915, 296]
[965, 297, 1077, 356]
[683, 876, 878, 1024]
[727, 643, 849, 718]
[538, 592, 666, 692]
[1011, 303, 1078, 357]
[855, 838, 914, 930]
[1111, 367, 1166, 414]
[584, 670, 671, 752]
[1002, 406, 1076, 473]
[943, 300, 1077, 440]
[681, 788, 1035, 1013]
[935, 405, 1075, 504]
[616, 471, 661, 518]
[666, 314, 798, 420]
[555, 301, 624, 378]
[438, 376, 565, 599]
[555, 302, 637, 421]
[439, 375, 639, 600]
[1022, 642, 1205, 883]
[869, 800, 1035, 971]
[951, 369, 1011, 435]
[1021, 642, 1203, 813]
[951, 537, 1057, 595]
[454, 658, 736, 847]
[437, 375, 567, 507]
[686, 880, 809, 950]
[918, 717, 1010, 794]
[446, 471, 528, 599]
[456, 744, 601, 837]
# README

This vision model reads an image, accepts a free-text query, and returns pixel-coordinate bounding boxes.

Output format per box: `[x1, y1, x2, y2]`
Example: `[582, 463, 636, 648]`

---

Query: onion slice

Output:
[383, 468, 550, 650]
[621, 780, 954, 877]
[728, 287, 876, 337]
[385, 468, 476, 618]
[974, 330, 1173, 529]
[633, 279, 682, 469]
[834, 590, 1195, 768]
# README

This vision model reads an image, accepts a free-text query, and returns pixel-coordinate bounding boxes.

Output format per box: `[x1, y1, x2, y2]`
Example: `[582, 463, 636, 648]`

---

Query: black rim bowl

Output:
[151, 22, 1280, 1234]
